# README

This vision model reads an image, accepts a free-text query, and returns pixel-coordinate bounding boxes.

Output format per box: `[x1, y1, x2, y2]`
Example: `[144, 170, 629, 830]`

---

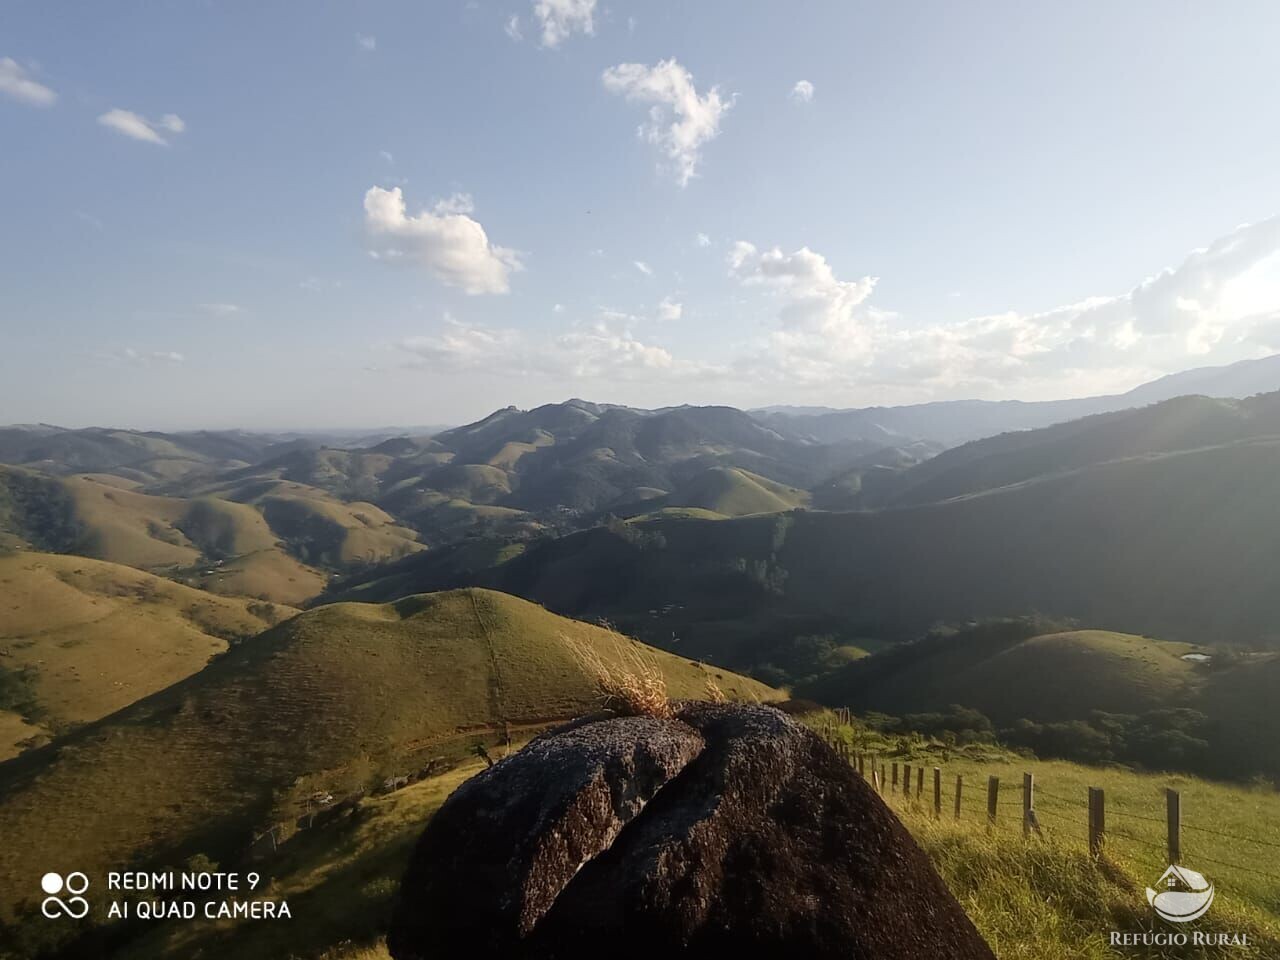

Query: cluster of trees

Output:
[0, 469, 86, 554]
[857, 702, 1215, 777]
[1002, 708, 1211, 770]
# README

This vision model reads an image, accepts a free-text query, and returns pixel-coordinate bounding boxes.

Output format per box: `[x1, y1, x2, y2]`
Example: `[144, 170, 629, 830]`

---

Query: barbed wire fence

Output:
[817, 719, 1280, 887]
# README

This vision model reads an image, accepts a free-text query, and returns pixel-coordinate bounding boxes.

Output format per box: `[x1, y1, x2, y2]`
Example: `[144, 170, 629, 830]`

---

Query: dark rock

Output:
[389, 703, 994, 960]
[388, 714, 706, 956]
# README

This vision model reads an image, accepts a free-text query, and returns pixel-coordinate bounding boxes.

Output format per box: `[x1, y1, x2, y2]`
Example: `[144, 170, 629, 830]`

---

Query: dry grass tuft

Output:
[560, 630, 673, 719]
[703, 677, 728, 704]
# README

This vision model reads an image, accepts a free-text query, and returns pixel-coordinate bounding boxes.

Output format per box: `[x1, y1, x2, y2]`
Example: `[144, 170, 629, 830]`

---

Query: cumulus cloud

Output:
[791, 80, 815, 103]
[363, 186, 522, 295]
[729, 241, 877, 347]
[727, 216, 1280, 401]
[0, 57, 56, 106]
[98, 108, 185, 146]
[602, 59, 730, 186]
[388, 218, 1280, 404]
[504, 15, 523, 41]
[356, 33, 377, 51]
[534, 0, 596, 47]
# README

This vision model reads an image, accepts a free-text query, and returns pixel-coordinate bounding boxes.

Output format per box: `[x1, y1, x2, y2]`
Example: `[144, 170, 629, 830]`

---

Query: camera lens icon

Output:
[40, 871, 90, 919]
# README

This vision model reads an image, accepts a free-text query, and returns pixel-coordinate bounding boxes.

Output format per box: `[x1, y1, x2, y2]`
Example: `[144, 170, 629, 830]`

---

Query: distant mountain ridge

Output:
[754, 353, 1280, 445]
[4, 354, 1280, 606]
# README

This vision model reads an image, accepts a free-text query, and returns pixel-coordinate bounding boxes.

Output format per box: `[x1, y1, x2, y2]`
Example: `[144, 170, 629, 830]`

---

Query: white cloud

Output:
[727, 216, 1280, 401]
[633, 259, 653, 276]
[395, 313, 709, 382]
[432, 192, 475, 215]
[356, 33, 377, 52]
[363, 186, 522, 295]
[379, 149, 394, 163]
[729, 241, 877, 350]
[534, 0, 596, 47]
[791, 80, 815, 103]
[389, 218, 1280, 405]
[602, 59, 731, 187]
[97, 108, 185, 146]
[0, 58, 56, 106]
[505, 15, 523, 41]
[695, 232, 711, 248]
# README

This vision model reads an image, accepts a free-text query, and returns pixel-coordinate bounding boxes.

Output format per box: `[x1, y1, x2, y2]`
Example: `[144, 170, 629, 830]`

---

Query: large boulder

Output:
[388, 703, 994, 960]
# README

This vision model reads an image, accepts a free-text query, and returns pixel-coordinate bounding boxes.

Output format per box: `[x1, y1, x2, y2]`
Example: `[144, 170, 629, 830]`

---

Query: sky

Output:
[3, 0, 1280, 430]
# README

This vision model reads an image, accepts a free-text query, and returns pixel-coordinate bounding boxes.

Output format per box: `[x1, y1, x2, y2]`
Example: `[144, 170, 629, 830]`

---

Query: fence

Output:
[819, 727, 1280, 887]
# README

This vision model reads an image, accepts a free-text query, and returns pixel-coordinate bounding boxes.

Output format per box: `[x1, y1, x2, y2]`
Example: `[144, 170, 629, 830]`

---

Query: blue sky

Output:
[3, 1, 1280, 429]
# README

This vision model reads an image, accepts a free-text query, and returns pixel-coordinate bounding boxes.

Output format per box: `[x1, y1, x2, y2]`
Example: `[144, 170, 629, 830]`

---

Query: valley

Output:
[4, 357, 1280, 958]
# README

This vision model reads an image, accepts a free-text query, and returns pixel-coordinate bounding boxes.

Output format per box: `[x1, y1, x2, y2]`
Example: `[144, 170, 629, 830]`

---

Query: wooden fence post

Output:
[987, 776, 999, 829]
[1022, 773, 1035, 837]
[1167, 788, 1181, 864]
[903, 764, 911, 798]
[933, 767, 942, 818]
[880, 763, 886, 794]
[916, 766, 924, 799]
[954, 774, 963, 819]
[892, 763, 899, 790]
[1088, 787, 1105, 857]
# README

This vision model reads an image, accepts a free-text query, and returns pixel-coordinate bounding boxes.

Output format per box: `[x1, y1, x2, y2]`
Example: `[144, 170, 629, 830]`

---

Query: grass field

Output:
[881, 757, 1280, 959]
[0, 589, 776, 945]
[0, 552, 295, 757]
[818, 711, 1280, 957]
[99, 723, 1280, 960]
[117, 759, 488, 960]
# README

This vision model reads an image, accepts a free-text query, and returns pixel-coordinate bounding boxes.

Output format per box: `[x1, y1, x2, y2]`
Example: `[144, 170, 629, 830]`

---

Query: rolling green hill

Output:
[798, 627, 1206, 724]
[0, 552, 294, 759]
[644, 466, 809, 517]
[392, 437, 1280, 655]
[877, 392, 1280, 507]
[0, 471, 422, 604]
[0, 588, 776, 936]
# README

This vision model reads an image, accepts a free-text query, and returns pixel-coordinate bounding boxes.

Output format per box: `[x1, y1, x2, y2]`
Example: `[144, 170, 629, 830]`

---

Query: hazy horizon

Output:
[4, 1, 1280, 429]
[4, 348, 1276, 434]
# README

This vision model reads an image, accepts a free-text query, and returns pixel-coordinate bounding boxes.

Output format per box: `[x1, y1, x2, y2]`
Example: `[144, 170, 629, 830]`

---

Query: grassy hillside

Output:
[880, 392, 1280, 507]
[395, 437, 1280, 661]
[0, 589, 776, 938]
[0, 426, 279, 483]
[657, 466, 809, 516]
[0, 552, 294, 759]
[800, 628, 1205, 724]
[894, 757, 1280, 959]
[98, 729, 1280, 960]
[0, 472, 421, 604]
